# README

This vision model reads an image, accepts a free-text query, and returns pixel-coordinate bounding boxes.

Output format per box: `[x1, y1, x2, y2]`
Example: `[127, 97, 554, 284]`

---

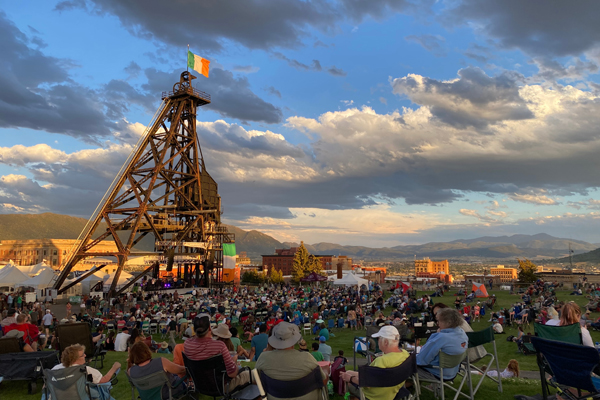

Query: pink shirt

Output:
[184, 336, 236, 376]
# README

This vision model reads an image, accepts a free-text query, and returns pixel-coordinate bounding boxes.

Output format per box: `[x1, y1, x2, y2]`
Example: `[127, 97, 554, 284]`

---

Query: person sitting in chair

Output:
[341, 326, 410, 400]
[416, 308, 468, 380]
[255, 322, 327, 400]
[3, 329, 34, 352]
[184, 313, 250, 393]
[52, 343, 120, 385]
[128, 341, 186, 399]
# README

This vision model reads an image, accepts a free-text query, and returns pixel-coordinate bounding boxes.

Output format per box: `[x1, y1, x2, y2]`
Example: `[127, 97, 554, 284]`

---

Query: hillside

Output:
[0, 213, 596, 262]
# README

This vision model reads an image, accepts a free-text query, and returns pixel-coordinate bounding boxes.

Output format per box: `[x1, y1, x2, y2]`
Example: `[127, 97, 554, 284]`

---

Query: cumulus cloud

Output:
[391, 67, 532, 129]
[510, 191, 558, 205]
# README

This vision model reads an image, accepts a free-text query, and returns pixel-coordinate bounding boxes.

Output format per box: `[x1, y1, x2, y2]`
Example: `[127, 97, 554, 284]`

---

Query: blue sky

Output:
[2, 0, 600, 247]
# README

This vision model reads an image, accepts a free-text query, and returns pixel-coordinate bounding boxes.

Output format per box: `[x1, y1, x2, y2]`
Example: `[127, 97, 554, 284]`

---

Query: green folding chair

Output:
[464, 326, 502, 397]
[419, 350, 471, 400]
[534, 323, 582, 345]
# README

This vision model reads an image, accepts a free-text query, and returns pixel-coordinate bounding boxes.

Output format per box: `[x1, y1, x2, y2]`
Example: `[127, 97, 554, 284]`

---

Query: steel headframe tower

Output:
[53, 71, 234, 297]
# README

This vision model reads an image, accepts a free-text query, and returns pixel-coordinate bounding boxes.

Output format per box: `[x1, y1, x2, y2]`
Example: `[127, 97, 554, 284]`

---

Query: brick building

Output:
[415, 258, 449, 275]
[490, 265, 518, 282]
[0, 239, 117, 269]
[262, 247, 333, 276]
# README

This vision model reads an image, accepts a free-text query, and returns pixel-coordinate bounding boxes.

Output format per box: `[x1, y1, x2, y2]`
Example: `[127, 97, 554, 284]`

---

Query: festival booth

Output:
[15, 268, 56, 290]
[472, 282, 489, 297]
[333, 273, 368, 287]
[0, 265, 29, 291]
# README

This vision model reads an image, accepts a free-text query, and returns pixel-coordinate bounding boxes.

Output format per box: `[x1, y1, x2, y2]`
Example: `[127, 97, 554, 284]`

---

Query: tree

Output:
[241, 270, 266, 284]
[517, 258, 538, 283]
[291, 241, 323, 282]
[269, 267, 284, 284]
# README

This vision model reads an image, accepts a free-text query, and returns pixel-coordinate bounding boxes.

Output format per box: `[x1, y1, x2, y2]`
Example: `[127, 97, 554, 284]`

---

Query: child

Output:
[334, 350, 348, 366]
[157, 341, 170, 354]
[310, 342, 324, 361]
[479, 359, 519, 378]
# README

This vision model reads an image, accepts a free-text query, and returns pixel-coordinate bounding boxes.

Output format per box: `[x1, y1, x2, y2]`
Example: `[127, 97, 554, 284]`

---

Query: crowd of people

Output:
[1, 276, 598, 399]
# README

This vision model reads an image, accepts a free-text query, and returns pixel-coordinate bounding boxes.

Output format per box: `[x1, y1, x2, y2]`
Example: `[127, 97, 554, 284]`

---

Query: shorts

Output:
[349, 319, 357, 327]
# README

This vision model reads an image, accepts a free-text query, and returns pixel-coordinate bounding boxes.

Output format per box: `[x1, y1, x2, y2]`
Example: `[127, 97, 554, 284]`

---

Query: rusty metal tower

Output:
[53, 71, 234, 297]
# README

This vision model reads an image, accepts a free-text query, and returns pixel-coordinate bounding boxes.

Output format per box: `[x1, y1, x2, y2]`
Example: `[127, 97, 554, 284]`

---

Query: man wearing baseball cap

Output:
[184, 313, 250, 392]
[255, 322, 327, 399]
[341, 326, 410, 400]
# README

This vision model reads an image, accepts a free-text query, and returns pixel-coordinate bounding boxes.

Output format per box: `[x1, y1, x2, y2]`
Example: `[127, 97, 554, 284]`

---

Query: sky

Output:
[2, 1, 600, 247]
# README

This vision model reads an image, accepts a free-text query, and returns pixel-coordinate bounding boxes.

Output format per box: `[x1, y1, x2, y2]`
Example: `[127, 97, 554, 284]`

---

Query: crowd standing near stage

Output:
[0, 276, 598, 399]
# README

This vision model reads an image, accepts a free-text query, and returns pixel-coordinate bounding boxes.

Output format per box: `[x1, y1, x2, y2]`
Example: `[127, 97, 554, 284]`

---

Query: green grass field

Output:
[1, 289, 596, 399]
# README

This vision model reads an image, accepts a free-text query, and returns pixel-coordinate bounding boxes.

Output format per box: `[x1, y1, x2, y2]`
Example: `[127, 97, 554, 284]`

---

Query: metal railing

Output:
[161, 86, 211, 102]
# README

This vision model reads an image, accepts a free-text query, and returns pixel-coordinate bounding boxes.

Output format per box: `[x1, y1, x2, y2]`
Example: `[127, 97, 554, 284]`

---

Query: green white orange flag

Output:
[222, 243, 236, 270]
[187, 51, 210, 78]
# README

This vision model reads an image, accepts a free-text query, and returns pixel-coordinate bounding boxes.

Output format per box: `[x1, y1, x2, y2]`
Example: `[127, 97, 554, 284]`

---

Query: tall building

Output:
[490, 265, 518, 282]
[331, 255, 353, 271]
[262, 247, 333, 276]
[414, 258, 449, 274]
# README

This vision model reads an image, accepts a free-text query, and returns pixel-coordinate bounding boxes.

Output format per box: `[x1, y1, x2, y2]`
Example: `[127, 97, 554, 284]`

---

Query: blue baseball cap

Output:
[319, 336, 326, 342]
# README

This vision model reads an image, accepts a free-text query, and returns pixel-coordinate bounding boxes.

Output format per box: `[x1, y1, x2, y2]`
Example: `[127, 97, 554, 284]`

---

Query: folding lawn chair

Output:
[418, 350, 471, 400]
[463, 326, 502, 397]
[259, 366, 327, 399]
[531, 336, 600, 400]
[352, 352, 419, 400]
[534, 323, 582, 345]
[128, 369, 189, 400]
[303, 323, 312, 336]
[43, 364, 116, 400]
[55, 322, 107, 369]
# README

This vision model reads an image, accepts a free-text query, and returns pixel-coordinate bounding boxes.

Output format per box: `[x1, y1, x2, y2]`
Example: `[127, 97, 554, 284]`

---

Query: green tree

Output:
[269, 268, 284, 284]
[242, 269, 266, 284]
[517, 258, 538, 283]
[291, 241, 323, 282]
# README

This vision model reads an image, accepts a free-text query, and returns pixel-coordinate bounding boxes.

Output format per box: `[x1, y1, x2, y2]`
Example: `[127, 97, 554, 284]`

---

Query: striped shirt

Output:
[184, 336, 236, 375]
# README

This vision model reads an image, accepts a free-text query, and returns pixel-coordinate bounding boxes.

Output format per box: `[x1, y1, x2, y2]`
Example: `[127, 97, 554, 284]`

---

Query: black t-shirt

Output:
[168, 320, 176, 330]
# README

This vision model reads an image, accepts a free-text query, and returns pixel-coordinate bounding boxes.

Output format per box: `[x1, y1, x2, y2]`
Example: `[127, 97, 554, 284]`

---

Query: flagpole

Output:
[187, 44, 189, 73]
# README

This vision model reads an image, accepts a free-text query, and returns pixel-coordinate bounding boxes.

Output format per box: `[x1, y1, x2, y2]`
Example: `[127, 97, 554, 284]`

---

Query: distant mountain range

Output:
[0, 213, 596, 262]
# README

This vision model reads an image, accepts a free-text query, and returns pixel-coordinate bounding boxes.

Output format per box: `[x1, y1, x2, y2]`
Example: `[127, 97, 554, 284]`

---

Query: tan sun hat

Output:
[211, 324, 232, 339]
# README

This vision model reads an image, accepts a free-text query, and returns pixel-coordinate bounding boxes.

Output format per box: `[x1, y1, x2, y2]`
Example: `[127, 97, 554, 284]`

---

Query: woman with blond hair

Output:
[560, 301, 594, 347]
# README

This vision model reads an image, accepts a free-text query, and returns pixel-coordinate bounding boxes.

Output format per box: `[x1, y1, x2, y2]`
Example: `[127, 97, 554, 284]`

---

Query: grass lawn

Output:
[0, 288, 596, 399]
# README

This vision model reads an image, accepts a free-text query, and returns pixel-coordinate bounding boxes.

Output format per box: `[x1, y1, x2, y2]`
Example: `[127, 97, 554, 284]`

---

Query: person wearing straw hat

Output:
[255, 322, 327, 400]
[157, 341, 170, 354]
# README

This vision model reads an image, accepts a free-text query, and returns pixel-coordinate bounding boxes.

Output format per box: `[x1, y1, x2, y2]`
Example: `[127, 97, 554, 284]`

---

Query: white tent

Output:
[333, 273, 368, 287]
[102, 270, 133, 291]
[15, 268, 56, 289]
[18, 261, 52, 277]
[0, 265, 29, 288]
[0, 260, 17, 270]
[65, 271, 106, 296]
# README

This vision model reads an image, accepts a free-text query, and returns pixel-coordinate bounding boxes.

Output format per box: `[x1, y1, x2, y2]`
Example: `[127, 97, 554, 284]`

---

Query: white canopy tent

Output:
[333, 273, 368, 287]
[0, 265, 30, 288]
[102, 270, 133, 292]
[17, 261, 52, 277]
[0, 260, 17, 270]
[65, 271, 106, 296]
[15, 268, 56, 289]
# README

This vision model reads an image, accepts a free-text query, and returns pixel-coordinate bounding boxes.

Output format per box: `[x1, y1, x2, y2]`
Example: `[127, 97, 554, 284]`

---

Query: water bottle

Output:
[328, 379, 334, 396]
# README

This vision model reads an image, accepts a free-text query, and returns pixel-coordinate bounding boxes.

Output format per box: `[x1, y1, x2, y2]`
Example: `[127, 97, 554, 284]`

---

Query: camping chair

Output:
[43, 364, 116, 400]
[353, 352, 419, 400]
[141, 321, 150, 335]
[55, 322, 107, 369]
[418, 350, 471, 400]
[106, 322, 115, 332]
[259, 366, 327, 399]
[182, 353, 259, 400]
[303, 323, 312, 336]
[128, 370, 189, 400]
[149, 322, 158, 335]
[463, 326, 502, 397]
[0, 337, 21, 354]
[534, 323, 582, 345]
[531, 336, 600, 400]
[518, 335, 536, 355]
[328, 319, 335, 331]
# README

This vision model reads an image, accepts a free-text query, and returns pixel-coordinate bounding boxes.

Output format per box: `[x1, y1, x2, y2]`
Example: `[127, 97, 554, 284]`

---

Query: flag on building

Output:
[222, 243, 236, 270]
[187, 51, 210, 78]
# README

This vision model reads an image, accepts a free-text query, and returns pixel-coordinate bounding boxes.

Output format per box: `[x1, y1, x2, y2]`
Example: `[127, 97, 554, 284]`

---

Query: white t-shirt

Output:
[52, 363, 103, 384]
[42, 313, 53, 326]
[114, 332, 130, 352]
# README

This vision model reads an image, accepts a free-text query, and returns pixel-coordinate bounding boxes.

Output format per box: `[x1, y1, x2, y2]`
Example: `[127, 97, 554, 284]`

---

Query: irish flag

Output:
[187, 51, 210, 78]
[223, 243, 236, 270]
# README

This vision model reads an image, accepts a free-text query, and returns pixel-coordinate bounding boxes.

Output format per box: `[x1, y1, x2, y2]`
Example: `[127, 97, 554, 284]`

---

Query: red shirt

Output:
[3, 323, 39, 345]
[183, 336, 236, 376]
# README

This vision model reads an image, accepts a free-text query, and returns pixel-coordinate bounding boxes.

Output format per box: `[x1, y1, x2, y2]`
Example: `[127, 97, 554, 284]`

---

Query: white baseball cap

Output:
[372, 326, 400, 341]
